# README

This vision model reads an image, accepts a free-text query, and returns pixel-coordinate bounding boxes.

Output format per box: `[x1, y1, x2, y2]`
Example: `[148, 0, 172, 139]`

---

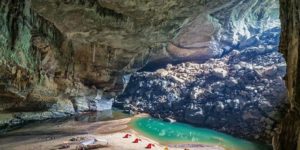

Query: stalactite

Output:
[92, 43, 95, 63]
[30, 9, 65, 49]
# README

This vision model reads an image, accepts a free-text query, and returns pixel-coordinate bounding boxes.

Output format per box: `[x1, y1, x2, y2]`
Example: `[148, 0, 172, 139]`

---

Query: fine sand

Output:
[0, 114, 224, 150]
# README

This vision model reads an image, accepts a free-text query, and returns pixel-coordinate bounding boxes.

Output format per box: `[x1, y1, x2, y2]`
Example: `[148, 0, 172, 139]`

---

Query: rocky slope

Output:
[116, 0, 286, 143]
[117, 49, 286, 142]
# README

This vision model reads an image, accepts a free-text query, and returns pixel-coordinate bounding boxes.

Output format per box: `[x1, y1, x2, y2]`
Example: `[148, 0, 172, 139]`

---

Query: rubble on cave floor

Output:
[117, 49, 287, 142]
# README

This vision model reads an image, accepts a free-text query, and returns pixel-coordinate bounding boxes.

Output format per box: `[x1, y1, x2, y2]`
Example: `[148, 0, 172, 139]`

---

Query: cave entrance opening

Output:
[119, 0, 287, 143]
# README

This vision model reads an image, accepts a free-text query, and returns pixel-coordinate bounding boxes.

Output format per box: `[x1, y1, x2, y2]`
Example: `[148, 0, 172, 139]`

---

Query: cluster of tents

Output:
[123, 134, 158, 149]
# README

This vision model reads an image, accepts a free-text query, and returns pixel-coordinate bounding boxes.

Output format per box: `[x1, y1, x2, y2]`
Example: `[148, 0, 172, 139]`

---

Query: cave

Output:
[0, 0, 299, 150]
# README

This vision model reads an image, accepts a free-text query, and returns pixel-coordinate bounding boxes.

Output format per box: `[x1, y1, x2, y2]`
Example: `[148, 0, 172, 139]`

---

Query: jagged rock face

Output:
[29, 0, 280, 89]
[0, 0, 286, 141]
[118, 51, 286, 142]
[0, 0, 213, 129]
[29, 0, 207, 90]
[273, 0, 300, 150]
[116, 0, 285, 143]
[2, 0, 300, 148]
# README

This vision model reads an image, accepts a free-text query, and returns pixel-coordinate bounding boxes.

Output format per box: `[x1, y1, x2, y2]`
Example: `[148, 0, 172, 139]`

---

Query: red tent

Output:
[123, 134, 131, 138]
[145, 143, 155, 149]
[132, 138, 142, 143]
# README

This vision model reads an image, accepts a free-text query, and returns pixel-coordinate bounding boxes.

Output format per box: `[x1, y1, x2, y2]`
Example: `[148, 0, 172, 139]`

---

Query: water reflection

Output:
[1, 108, 130, 136]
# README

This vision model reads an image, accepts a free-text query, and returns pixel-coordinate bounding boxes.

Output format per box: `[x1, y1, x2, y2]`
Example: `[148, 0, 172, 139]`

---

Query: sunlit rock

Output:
[212, 68, 228, 78]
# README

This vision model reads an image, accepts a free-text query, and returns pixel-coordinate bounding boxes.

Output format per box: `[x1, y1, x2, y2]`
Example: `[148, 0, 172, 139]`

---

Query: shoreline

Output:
[0, 113, 225, 150]
[130, 114, 226, 150]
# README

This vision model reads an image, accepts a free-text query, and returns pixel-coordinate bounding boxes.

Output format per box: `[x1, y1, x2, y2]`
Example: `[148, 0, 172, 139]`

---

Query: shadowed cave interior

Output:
[0, 0, 300, 150]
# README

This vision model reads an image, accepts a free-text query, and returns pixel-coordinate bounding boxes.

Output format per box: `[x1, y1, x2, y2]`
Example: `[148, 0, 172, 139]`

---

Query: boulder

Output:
[73, 97, 90, 112]
[156, 69, 169, 76]
[190, 88, 205, 100]
[212, 68, 228, 78]
[169, 75, 185, 83]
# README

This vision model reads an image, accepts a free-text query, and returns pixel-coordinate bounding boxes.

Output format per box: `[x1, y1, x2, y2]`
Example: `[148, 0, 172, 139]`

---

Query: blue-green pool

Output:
[130, 117, 272, 150]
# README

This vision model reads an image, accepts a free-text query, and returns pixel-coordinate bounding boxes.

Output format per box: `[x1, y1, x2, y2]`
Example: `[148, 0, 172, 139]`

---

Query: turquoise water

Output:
[131, 117, 272, 150]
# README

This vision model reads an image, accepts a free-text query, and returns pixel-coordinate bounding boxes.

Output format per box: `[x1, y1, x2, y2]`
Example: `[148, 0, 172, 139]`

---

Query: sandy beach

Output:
[0, 114, 224, 150]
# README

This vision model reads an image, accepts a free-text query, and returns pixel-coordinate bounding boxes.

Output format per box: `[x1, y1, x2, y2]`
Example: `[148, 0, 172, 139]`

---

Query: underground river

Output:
[0, 109, 271, 150]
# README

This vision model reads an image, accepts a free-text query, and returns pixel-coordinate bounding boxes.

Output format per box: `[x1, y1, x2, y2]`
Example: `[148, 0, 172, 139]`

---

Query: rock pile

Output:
[117, 49, 287, 142]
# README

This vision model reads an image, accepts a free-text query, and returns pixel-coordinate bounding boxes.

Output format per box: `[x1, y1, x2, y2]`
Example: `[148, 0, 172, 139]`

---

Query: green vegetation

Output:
[0, 24, 36, 73]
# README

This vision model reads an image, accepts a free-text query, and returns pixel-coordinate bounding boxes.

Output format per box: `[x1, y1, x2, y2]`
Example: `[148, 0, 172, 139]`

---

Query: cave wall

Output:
[273, 0, 300, 149]
[0, 0, 293, 144]
[0, 0, 219, 129]
[0, 0, 279, 113]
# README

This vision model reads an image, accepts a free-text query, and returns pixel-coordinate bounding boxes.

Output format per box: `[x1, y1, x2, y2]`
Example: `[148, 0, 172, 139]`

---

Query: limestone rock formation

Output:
[273, 0, 300, 150]
[117, 49, 287, 142]
[116, 0, 285, 143]
[0, 0, 288, 146]
[0, 0, 216, 129]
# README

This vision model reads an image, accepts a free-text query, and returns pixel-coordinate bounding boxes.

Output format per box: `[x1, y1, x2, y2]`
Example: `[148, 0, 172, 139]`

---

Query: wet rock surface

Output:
[0, 99, 74, 133]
